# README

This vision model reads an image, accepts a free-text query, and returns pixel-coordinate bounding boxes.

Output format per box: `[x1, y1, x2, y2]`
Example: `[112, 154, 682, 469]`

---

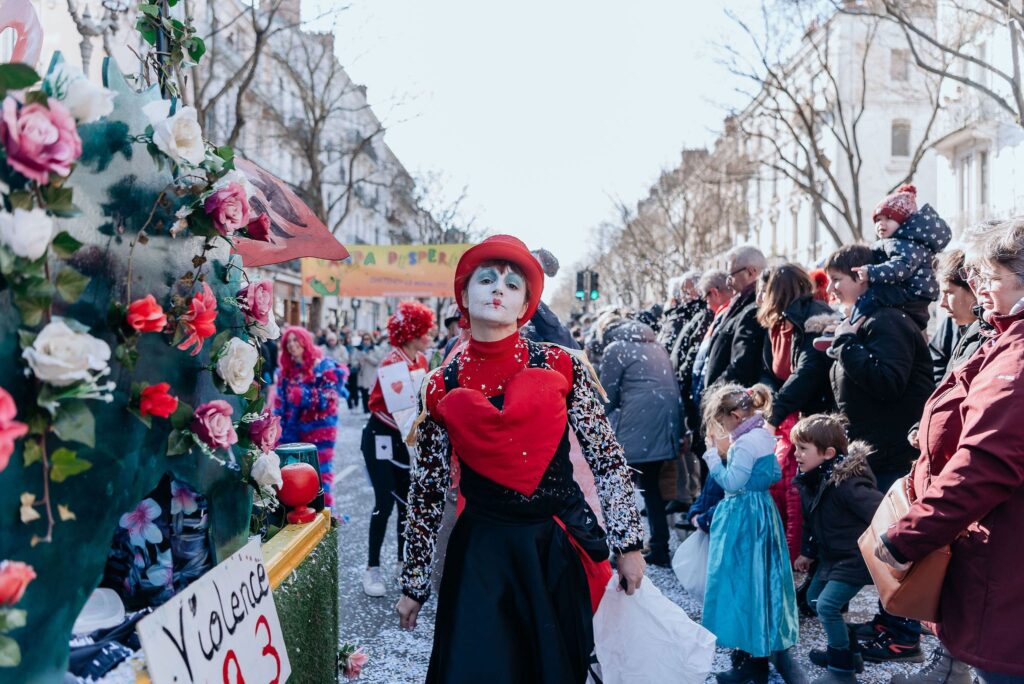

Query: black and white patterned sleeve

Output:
[566, 356, 645, 554]
[400, 407, 451, 603]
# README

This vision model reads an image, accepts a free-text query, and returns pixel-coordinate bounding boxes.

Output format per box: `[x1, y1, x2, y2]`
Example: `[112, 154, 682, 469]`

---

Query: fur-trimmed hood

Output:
[804, 310, 842, 335]
[828, 440, 875, 486]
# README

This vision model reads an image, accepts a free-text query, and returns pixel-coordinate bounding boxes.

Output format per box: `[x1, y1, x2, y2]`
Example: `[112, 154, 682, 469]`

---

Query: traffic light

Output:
[589, 272, 600, 301]
[575, 271, 586, 300]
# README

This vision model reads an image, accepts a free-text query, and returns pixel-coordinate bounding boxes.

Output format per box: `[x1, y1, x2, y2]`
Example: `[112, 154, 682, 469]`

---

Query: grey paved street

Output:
[330, 407, 940, 683]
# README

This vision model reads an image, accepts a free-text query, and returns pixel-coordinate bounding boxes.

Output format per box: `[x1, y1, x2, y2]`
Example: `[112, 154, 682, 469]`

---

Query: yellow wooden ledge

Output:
[133, 508, 333, 683]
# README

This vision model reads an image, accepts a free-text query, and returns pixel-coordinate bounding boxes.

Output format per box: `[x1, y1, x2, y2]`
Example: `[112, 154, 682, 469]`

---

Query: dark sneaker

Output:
[716, 653, 770, 684]
[889, 645, 973, 684]
[812, 335, 835, 352]
[861, 632, 924, 664]
[849, 616, 885, 641]
[809, 649, 864, 673]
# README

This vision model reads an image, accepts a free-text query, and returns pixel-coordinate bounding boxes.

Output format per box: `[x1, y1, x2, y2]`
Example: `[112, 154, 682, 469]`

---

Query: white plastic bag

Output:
[592, 576, 716, 684]
[672, 529, 709, 602]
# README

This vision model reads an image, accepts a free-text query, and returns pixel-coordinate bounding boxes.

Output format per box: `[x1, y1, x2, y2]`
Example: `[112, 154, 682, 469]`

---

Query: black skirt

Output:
[426, 506, 594, 684]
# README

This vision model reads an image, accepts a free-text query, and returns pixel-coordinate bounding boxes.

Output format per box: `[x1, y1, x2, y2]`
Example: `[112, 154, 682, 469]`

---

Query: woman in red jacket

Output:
[877, 217, 1024, 683]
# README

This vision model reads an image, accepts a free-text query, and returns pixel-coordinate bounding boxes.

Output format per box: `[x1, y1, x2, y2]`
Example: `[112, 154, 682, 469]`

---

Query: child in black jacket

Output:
[791, 415, 883, 684]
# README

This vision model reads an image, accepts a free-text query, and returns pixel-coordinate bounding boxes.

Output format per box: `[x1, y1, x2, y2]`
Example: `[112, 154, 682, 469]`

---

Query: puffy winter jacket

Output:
[866, 203, 951, 302]
[796, 441, 883, 586]
[599, 320, 682, 464]
[829, 306, 934, 477]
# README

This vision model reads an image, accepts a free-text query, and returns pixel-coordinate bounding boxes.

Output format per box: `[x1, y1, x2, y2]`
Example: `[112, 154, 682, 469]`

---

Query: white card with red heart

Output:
[378, 362, 417, 413]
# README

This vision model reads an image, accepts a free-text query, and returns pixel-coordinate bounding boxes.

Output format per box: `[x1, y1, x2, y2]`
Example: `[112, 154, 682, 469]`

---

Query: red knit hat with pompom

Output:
[809, 268, 830, 302]
[387, 301, 435, 347]
[872, 184, 918, 224]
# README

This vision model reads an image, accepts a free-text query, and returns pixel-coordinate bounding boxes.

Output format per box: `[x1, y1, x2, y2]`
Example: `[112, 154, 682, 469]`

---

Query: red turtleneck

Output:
[425, 332, 573, 416]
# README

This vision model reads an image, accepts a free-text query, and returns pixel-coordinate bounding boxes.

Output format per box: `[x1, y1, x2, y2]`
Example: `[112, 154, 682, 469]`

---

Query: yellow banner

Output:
[301, 244, 474, 298]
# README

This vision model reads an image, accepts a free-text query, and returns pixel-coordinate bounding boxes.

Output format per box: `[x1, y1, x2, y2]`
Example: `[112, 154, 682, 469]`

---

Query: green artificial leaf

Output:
[53, 401, 95, 448]
[40, 185, 79, 217]
[128, 405, 152, 429]
[50, 231, 84, 259]
[23, 90, 47, 107]
[16, 328, 36, 349]
[166, 429, 192, 457]
[247, 395, 266, 417]
[243, 382, 259, 402]
[13, 294, 49, 327]
[114, 343, 139, 371]
[55, 267, 90, 303]
[138, 3, 159, 17]
[188, 37, 207, 64]
[170, 400, 193, 431]
[7, 190, 33, 211]
[215, 145, 233, 162]
[210, 331, 232, 358]
[0, 634, 21, 667]
[22, 439, 41, 467]
[0, 609, 26, 632]
[0, 63, 39, 98]
[49, 448, 92, 482]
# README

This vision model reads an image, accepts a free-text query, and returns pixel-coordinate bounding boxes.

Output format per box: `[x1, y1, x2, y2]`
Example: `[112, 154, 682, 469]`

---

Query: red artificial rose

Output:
[190, 400, 238, 450]
[177, 283, 218, 356]
[203, 182, 250, 236]
[126, 294, 168, 333]
[0, 560, 36, 606]
[139, 383, 178, 418]
[248, 412, 281, 453]
[0, 386, 28, 474]
[246, 213, 271, 242]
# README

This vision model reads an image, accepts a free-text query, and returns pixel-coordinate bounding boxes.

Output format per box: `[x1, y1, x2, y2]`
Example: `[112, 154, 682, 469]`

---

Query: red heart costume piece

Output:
[437, 367, 569, 497]
[390, 380, 404, 395]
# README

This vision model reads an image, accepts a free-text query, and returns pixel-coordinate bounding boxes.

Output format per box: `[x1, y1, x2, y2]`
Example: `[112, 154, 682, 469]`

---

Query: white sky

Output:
[310, 0, 761, 293]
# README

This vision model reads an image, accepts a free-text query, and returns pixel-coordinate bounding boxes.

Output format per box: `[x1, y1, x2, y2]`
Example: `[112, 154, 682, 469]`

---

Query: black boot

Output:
[771, 648, 809, 684]
[810, 647, 864, 673]
[810, 647, 858, 684]
[716, 651, 770, 684]
[642, 547, 671, 567]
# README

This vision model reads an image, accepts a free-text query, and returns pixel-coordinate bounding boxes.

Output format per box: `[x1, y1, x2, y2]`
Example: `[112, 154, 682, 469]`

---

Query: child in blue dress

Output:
[701, 383, 803, 684]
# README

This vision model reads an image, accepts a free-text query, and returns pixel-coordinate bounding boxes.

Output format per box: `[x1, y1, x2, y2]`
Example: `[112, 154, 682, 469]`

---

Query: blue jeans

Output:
[807, 570, 863, 649]
[976, 670, 1024, 684]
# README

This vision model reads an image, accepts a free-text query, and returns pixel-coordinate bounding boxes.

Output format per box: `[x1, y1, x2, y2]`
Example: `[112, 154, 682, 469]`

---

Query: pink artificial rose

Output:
[343, 648, 369, 680]
[203, 182, 251, 236]
[238, 280, 274, 326]
[248, 412, 281, 453]
[0, 96, 82, 184]
[0, 386, 29, 474]
[0, 560, 36, 606]
[190, 400, 238, 450]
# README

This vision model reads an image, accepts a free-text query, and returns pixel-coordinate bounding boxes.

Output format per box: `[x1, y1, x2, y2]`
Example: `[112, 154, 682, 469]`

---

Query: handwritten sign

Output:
[137, 539, 291, 684]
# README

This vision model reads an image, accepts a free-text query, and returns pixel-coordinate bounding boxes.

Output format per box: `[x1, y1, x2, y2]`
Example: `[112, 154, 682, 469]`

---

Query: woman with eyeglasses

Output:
[874, 217, 1024, 684]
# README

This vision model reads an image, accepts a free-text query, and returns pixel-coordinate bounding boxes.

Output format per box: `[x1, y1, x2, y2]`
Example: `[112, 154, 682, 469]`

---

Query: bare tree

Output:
[721, 1, 944, 244]
[410, 172, 482, 245]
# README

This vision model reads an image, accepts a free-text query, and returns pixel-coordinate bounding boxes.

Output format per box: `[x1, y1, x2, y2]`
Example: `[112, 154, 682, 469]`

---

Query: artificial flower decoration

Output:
[0, 96, 82, 184]
[22, 318, 111, 387]
[177, 283, 217, 356]
[215, 338, 258, 394]
[245, 212, 271, 241]
[204, 181, 250, 236]
[169, 480, 198, 516]
[250, 450, 283, 489]
[45, 62, 116, 124]
[190, 400, 238, 450]
[142, 100, 205, 166]
[238, 280, 273, 325]
[139, 383, 178, 418]
[126, 295, 168, 333]
[250, 316, 281, 342]
[0, 208, 54, 260]
[248, 412, 281, 453]
[0, 560, 36, 606]
[118, 498, 163, 548]
[0, 387, 28, 474]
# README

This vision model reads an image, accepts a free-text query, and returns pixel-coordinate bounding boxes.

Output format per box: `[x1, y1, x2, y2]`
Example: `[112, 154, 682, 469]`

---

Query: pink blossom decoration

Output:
[169, 480, 199, 516]
[238, 280, 274, 326]
[118, 498, 163, 548]
[190, 400, 238, 450]
[343, 647, 369, 680]
[204, 182, 251, 236]
[0, 95, 82, 184]
[0, 386, 28, 474]
[248, 412, 281, 453]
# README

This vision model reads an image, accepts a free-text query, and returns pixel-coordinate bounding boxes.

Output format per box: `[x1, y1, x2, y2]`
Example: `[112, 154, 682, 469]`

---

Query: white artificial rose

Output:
[23, 318, 111, 387]
[250, 317, 281, 341]
[216, 337, 258, 394]
[142, 101, 205, 166]
[0, 208, 53, 260]
[48, 63, 116, 123]
[251, 450, 283, 489]
[213, 169, 254, 197]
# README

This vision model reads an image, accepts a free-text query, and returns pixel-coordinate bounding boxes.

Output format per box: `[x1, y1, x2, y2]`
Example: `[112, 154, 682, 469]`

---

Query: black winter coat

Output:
[796, 442, 884, 586]
[829, 306, 935, 476]
[761, 297, 837, 427]
[704, 286, 766, 389]
[657, 299, 704, 351]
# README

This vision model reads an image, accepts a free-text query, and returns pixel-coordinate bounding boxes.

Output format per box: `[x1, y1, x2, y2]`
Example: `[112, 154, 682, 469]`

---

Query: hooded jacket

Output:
[795, 441, 883, 586]
[883, 308, 1024, 676]
[829, 306, 935, 476]
[598, 319, 682, 464]
[866, 203, 952, 301]
[761, 297, 837, 427]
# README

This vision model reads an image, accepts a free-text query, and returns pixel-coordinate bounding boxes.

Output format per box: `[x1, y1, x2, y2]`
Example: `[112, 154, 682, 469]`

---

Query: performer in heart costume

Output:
[397, 235, 647, 683]
[362, 301, 435, 597]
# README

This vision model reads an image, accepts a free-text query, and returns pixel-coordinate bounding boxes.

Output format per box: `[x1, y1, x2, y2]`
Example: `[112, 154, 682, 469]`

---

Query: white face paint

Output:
[462, 264, 529, 328]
